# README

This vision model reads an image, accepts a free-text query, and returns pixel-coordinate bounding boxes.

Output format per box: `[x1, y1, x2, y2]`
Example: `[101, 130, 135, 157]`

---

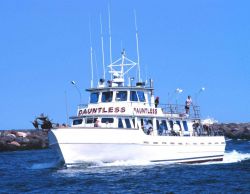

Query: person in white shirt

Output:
[185, 95, 192, 114]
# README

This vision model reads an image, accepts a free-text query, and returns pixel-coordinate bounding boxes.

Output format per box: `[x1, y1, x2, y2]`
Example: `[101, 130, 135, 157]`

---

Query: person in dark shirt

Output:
[155, 96, 159, 108]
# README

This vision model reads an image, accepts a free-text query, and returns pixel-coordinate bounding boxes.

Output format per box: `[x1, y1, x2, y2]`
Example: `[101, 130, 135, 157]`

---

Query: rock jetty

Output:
[0, 130, 48, 152]
[211, 123, 250, 140]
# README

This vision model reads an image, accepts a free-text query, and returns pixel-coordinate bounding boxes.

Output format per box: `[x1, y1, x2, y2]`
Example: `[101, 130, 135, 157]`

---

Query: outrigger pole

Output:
[100, 14, 106, 80]
[134, 10, 141, 82]
[89, 18, 94, 88]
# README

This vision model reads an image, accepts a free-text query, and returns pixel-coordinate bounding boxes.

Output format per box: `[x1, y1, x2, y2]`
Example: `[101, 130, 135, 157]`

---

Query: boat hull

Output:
[49, 128, 226, 165]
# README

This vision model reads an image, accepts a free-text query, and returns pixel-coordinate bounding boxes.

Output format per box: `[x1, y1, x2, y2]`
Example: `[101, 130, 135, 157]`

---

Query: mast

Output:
[89, 18, 94, 88]
[134, 10, 141, 82]
[121, 49, 125, 86]
[100, 14, 106, 80]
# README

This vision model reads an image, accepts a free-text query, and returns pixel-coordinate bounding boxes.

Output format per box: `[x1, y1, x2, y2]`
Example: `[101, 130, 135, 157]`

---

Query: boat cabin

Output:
[69, 51, 203, 137]
[69, 84, 201, 136]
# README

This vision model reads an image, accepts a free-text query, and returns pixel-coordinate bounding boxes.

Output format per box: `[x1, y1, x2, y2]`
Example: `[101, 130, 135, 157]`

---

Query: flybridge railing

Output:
[159, 104, 201, 119]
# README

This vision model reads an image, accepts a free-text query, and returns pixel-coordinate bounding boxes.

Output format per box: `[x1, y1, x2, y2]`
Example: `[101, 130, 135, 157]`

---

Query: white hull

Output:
[49, 128, 226, 165]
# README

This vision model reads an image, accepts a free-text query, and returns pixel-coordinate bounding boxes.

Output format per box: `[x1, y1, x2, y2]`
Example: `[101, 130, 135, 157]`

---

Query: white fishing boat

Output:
[49, 16, 225, 165]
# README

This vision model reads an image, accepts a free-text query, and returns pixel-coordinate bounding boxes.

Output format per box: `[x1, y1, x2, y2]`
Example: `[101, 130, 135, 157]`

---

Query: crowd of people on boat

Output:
[141, 118, 222, 137]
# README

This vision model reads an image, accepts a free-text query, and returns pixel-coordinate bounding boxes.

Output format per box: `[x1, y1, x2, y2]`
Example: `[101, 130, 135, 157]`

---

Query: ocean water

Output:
[0, 140, 250, 193]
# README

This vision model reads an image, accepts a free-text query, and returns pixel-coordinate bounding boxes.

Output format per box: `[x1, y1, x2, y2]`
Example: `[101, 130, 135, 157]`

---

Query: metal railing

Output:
[159, 104, 201, 119]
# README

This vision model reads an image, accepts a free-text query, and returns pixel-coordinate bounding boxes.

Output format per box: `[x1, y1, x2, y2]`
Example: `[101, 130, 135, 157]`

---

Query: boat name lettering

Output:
[78, 107, 126, 116]
[133, 108, 157, 114]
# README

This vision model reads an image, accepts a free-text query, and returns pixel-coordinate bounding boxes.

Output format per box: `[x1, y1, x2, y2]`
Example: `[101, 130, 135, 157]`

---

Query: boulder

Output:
[16, 132, 27, 138]
[2, 134, 16, 142]
[9, 141, 21, 147]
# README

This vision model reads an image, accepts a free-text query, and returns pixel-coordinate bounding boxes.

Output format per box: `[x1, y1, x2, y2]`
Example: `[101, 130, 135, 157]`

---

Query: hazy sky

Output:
[0, 0, 250, 129]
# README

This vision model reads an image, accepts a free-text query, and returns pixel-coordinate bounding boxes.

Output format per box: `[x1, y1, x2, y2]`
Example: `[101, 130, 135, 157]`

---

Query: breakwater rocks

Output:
[0, 130, 48, 152]
[211, 123, 250, 139]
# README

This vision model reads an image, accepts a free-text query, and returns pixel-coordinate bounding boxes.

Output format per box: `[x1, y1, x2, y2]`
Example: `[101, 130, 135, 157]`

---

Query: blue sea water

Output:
[0, 140, 250, 193]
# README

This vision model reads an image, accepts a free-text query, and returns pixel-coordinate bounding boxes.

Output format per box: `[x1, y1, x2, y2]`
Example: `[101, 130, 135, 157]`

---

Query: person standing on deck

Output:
[145, 120, 153, 135]
[155, 96, 159, 108]
[94, 119, 100, 127]
[185, 95, 192, 114]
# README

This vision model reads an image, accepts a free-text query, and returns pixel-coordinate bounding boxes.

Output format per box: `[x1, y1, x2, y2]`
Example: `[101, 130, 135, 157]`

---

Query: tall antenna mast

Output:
[93, 50, 99, 81]
[100, 14, 106, 80]
[89, 18, 94, 88]
[108, 4, 113, 79]
[134, 10, 141, 82]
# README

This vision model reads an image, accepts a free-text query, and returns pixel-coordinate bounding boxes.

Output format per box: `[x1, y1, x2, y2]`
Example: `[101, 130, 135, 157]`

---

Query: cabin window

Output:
[132, 118, 135, 127]
[156, 120, 160, 129]
[73, 119, 82, 125]
[116, 91, 127, 101]
[183, 121, 188, 131]
[137, 91, 146, 102]
[169, 120, 174, 129]
[130, 91, 138, 101]
[159, 120, 167, 135]
[125, 118, 131, 128]
[118, 118, 123, 128]
[90, 92, 99, 103]
[86, 118, 97, 124]
[101, 118, 114, 123]
[160, 120, 168, 130]
[102, 91, 113, 102]
[176, 120, 182, 129]
[141, 119, 144, 129]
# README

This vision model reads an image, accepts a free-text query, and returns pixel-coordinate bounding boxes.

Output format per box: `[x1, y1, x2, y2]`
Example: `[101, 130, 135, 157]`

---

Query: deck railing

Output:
[159, 104, 201, 119]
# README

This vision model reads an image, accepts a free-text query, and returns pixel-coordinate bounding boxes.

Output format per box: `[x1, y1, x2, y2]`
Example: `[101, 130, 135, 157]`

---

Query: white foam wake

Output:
[94, 160, 153, 167]
[66, 160, 153, 168]
[222, 150, 250, 163]
[29, 160, 64, 170]
[90, 151, 250, 167]
[195, 150, 250, 165]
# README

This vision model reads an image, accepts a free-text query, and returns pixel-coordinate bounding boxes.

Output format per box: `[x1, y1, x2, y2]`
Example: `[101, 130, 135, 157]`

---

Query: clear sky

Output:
[0, 0, 250, 129]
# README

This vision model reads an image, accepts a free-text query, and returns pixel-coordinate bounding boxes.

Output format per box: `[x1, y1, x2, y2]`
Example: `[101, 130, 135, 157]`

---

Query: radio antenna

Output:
[108, 4, 113, 78]
[134, 10, 141, 82]
[89, 17, 94, 88]
[94, 50, 99, 81]
[100, 14, 106, 80]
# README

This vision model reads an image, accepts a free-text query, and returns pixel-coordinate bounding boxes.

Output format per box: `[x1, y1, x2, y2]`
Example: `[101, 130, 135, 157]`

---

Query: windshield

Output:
[137, 91, 146, 102]
[130, 91, 138, 101]
[90, 92, 99, 103]
[101, 91, 113, 102]
[116, 91, 127, 101]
